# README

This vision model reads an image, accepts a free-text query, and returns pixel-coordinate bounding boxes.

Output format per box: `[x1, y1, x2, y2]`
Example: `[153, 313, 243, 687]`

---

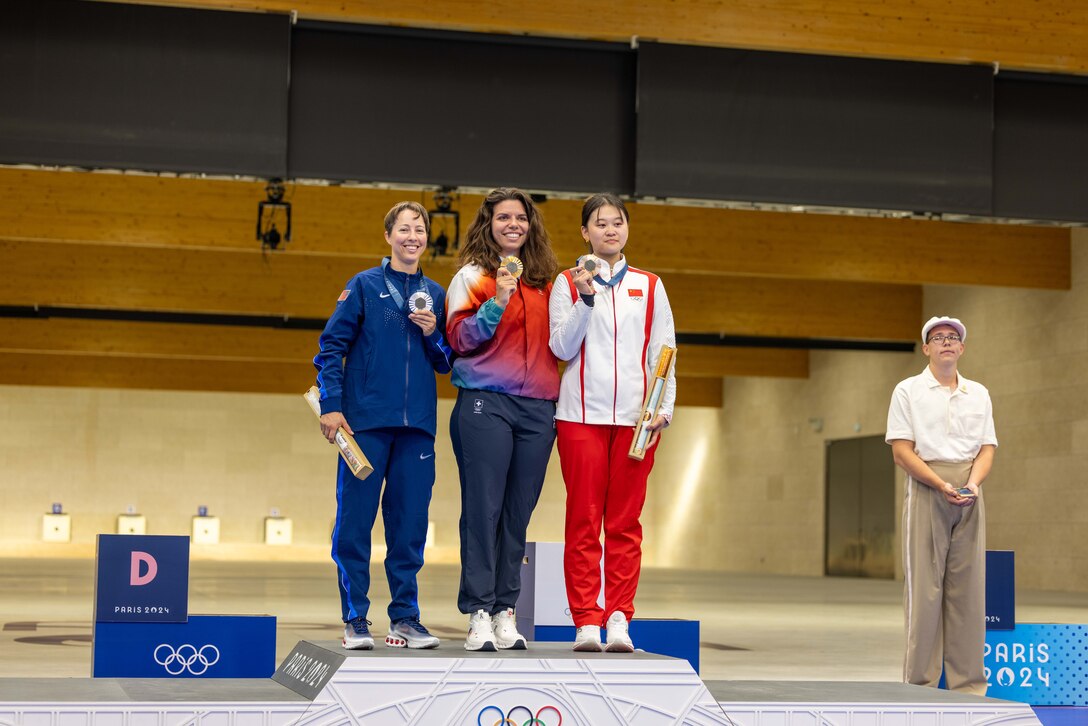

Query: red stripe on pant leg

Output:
[558, 420, 610, 628]
[602, 424, 656, 622]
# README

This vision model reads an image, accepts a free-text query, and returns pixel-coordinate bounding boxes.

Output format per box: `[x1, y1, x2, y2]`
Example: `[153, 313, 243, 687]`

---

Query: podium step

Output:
[0, 640, 1042, 726]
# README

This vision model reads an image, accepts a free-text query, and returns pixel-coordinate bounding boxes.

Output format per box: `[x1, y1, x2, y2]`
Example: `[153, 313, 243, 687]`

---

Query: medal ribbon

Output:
[381, 257, 428, 311]
[593, 260, 627, 289]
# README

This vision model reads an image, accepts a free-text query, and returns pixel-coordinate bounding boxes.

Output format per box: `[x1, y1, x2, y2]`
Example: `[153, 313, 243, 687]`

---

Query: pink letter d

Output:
[130, 551, 157, 586]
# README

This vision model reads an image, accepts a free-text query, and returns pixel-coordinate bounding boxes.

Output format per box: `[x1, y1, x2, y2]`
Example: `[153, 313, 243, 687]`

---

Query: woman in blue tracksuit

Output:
[313, 201, 453, 651]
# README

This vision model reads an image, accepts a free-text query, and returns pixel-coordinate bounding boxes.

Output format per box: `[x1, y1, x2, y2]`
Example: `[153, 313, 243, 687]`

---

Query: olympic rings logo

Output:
[477, 705, 561, 726]
[153, 643, 220, 675]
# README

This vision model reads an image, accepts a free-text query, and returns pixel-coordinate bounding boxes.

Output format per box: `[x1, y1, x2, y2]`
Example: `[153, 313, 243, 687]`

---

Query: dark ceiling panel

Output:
[288, 24, 635, 193]
[636, 43, 994, 214]
[0, 0, 290, 177]
[994, 74, 1088, 223]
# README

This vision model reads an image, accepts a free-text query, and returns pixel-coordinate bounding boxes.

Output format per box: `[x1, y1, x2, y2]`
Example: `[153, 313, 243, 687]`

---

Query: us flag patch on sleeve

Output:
[337, 289, 351, 302]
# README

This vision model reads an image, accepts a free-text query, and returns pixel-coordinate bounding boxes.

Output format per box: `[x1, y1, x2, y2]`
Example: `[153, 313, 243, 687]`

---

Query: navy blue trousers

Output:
[331, 426, 435, 624]
[450, 389, 556, 615]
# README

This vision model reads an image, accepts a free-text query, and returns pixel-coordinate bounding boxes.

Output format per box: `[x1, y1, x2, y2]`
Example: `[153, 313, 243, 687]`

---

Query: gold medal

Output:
[500, 255, 524, 279]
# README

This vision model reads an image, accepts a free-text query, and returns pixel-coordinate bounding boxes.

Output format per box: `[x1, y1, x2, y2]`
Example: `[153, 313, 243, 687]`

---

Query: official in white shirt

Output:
[886, 316, 997, 695]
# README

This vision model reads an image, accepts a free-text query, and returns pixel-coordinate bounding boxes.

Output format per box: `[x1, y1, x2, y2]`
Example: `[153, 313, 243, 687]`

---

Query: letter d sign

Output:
[130, 551, 158, 586]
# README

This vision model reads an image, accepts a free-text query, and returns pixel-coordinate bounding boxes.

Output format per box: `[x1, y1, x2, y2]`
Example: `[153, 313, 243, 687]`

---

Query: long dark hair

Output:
[459, 188, 558, 288]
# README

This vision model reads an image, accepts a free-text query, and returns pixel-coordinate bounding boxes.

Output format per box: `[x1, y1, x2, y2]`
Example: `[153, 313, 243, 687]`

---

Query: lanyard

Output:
[594, 260, 627, 289]
[381, 257, 427, 311]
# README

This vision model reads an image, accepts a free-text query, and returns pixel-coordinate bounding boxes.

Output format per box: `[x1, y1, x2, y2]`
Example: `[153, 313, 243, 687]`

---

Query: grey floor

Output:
[2, 558, 1087, 682]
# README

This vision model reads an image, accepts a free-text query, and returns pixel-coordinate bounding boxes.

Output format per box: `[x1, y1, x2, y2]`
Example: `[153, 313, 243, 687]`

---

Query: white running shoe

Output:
[573, 624, 602, 652]
[464, 609, 497, 651]
[342, 617, 374, 650]
[493, 608, 527, 650]
[385, 618, 440, 649]
[604, 611, 634, 653]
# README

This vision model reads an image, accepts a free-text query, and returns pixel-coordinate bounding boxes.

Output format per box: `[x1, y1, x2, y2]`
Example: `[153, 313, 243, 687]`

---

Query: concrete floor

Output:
[2, 557, 1087, 681]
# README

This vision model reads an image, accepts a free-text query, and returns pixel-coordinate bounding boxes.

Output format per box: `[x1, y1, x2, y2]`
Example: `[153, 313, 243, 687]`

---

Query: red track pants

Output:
[557, 420, 658, 628]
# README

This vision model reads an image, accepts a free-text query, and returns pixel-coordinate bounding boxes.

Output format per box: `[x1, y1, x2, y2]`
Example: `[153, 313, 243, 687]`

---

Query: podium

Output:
[0, 640, 1043, 726]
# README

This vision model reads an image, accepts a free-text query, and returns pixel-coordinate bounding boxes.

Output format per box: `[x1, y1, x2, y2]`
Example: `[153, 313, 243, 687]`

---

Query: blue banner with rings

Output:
[92, 614, 276, 678]
[985, 624, 1088, 705]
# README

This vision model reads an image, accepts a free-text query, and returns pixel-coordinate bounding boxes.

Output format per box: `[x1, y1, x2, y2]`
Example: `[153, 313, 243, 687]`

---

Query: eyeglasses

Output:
[927, 334, 962, 344]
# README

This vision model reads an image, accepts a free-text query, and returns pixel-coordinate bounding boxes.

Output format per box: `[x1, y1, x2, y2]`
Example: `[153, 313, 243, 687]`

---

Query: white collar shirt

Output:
[886, 365, 998, 463]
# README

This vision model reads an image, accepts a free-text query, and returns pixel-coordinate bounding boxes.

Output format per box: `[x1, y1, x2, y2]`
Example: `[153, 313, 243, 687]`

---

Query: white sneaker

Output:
[573, 624, 602, 652]
[493, 608, 527, 650]
[385, 618, 440, 649]
[464, 609, 497, 652]
[342, 617, 374, 650]
[604, 611, 633, 653]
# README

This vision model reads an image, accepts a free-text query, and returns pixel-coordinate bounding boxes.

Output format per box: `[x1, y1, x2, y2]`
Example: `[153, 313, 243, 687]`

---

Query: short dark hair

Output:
[384, 201, 430, 237]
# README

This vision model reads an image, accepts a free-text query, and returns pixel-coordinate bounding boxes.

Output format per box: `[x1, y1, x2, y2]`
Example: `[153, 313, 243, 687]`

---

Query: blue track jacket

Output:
[314, 261, 454, 436]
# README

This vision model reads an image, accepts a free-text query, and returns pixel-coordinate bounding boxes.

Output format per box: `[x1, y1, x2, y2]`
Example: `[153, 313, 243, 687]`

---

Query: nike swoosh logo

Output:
[420, 453, 433, 460]
[379, 293, 391, 298]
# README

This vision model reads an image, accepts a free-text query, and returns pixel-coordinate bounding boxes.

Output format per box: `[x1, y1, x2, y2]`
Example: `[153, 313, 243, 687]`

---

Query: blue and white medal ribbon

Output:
[381, 257, 428, 312]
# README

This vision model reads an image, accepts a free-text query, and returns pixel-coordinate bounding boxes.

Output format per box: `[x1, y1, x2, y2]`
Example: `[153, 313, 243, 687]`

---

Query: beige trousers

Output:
[902, 460, 987, 695]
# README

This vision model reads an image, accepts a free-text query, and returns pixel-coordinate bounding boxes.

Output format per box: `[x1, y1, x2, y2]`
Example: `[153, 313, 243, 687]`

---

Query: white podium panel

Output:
[517, 542, 603, 632]
[0, 642, 1043, 726]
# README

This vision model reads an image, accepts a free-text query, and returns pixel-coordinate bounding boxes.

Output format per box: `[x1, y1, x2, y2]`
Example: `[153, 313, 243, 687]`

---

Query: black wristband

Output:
[580, 293, 595, 307]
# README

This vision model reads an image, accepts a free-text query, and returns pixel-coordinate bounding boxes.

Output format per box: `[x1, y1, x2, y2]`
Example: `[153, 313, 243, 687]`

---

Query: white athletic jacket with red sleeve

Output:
[548, 256, 677, 426]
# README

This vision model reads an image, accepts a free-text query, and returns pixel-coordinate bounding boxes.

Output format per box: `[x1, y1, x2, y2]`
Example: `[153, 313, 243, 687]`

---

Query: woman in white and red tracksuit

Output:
[548, 193, 677, 653]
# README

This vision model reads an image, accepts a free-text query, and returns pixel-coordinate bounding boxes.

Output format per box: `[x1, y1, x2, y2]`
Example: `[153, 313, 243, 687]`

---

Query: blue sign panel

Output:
[985, 624, 1088, 706]
[986, 550, 1016, 630]
[92, 615, 276, 678]
[94, 534, 190, 623]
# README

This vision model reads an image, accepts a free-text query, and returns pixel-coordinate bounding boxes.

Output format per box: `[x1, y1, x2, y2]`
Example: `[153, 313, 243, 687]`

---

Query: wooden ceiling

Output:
[0, 168, 1070, 404]
[103, 0, 1088, 74]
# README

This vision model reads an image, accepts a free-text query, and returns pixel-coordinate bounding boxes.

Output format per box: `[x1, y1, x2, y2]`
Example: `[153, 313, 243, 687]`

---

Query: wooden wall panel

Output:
[663, 272, 921, 340]
[111, 0, 1088, 74]
[0, 168, 1069, 289]
[0, 317, 319, 361]
[0, 318, 803, 379]
[631, 206, 1070, 290]
[0, 351, 722, 405]
[0, 351, 315, 394]
[7, 166, 1072, 394]
[0, 318, 729, 403]
[0, 238, 357, 317]
[1, 238, 921, 340]
[676, 345, 808, 379]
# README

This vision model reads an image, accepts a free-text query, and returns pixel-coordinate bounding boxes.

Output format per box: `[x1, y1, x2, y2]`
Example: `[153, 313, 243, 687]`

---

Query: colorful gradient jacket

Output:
[446, 263, 559, 401]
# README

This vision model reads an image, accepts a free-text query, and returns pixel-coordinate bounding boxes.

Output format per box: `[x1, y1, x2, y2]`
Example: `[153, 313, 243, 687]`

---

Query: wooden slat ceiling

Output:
[100, 0, 1088, 75]
[0, 168, 1070, 401]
